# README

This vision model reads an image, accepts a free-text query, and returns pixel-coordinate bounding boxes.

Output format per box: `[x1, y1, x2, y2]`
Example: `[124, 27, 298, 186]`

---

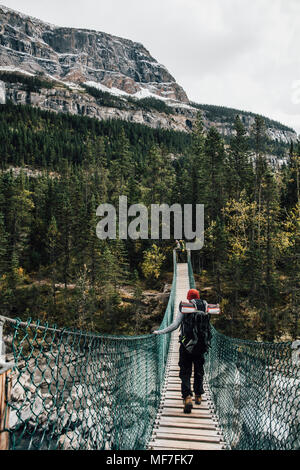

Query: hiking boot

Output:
[195, 395, 202, 405]
[183, 395, 193, 414]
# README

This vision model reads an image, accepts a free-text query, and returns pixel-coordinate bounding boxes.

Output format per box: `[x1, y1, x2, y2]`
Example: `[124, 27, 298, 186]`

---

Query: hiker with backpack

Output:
[153, 288, 211, 414]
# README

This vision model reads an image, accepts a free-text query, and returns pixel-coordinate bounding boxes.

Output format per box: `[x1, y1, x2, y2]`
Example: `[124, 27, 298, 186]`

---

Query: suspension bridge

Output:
[0, 252, 299, 450]
[148, 262, 225, 450]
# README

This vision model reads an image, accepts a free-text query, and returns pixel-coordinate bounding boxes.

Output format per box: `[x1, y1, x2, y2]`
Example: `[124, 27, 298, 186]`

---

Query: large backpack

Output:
[179, 299, 211, 355]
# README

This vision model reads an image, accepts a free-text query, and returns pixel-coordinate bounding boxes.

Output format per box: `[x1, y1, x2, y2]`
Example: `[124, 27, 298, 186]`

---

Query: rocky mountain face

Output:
[0, 4, 187, 102]
[0, 4, 298, 144]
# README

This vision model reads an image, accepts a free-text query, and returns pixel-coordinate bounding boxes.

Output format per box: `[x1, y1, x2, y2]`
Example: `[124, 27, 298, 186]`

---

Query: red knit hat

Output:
[187, 289, 200, 300]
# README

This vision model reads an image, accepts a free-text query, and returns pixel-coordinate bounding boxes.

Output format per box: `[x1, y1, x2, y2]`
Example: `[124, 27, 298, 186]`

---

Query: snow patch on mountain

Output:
[0, 66, 35, 76]
[84, 80, 176, 103]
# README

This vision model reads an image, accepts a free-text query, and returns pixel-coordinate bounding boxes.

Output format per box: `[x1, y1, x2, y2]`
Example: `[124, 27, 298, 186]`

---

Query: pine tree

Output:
[47, 216, 59, 313]
[73, 264, 97, 330]
[282, 141, 300, 210]
[260, 170, 280, 340]
[186, 113, 206, 225]
[97, 246, 122, 331]
[247, 116, 268, 300]
[57, 189, 72, 288]
[0, 213, 8, 276]
[132, 269, 144, 334]
[9, 172, 34, 269]
[85, 194, 103, 286]
[227, 115, 253, 200]
[143, 145, 176, 206]
[223, 197, 254, 308]
[204, 127, 226, 223]
[109, 128, 134, 201]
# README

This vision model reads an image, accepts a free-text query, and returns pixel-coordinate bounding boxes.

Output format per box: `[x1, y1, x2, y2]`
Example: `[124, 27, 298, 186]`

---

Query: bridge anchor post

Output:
[0, 365, 12, 450]
[0, 318, 14, 450]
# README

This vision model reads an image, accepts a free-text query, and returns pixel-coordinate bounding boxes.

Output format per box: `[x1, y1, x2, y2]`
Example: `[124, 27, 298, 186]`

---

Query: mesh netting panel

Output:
[1, 258, 176, 450]
[187, 254, 300, 450]
[206, 329, 299, 450]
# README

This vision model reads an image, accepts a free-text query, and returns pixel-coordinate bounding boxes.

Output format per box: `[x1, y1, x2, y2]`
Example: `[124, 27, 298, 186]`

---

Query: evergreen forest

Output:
[0, 101, 299, 341]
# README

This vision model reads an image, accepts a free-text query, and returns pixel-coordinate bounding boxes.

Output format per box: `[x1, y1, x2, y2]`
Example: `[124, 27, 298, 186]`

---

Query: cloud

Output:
[2, 0, 300, 133]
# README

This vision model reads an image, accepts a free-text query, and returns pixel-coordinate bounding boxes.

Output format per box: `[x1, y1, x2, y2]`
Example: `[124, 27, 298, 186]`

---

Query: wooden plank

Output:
[164, 391, 208, 400]
[151, 445, 222, 451]
[163, 400, 208, 406]
[163, 395, 184, 400]
[165, 391, 208, 400]
[162, 395, 208, 403]
[149, 439, 223, 451]
[156, 426, 220, 437]
[165, 384, 180, 388]
[155, 432, 221, 444]
[162, 409, 211, 418]
[151, 446, 191, 451]
[162, 402, 209, 409]
[164, 398, 209, 410]
[162, 405, 210, 413]
[165, 390, 208, 397]
[164, 391, 207, 396]
[163, 404, 209, 412]
[164, 391, 182, 395]
[158, 418, 217, 430]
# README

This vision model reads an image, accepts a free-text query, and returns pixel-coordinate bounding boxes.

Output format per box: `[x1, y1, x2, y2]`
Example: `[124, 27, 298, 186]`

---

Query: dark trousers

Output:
[178, 344, 205, 399]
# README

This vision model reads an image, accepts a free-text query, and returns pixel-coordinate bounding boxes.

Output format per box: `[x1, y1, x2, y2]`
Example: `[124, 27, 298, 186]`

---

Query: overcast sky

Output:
[2, 0, 300, 134]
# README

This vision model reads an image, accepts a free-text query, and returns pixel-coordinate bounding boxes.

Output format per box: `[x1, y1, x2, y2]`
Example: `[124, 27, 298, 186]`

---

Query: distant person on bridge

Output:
[174, 239, 181, 251]
[175, 239, 185, 262]
[153, 288, 211, 414]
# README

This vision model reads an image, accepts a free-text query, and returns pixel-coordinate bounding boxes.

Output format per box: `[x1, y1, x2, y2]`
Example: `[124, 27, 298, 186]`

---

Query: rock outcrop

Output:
[0, 79, 5, 103]
[1, 80, 195, 132]
[1, 80, 297, 143]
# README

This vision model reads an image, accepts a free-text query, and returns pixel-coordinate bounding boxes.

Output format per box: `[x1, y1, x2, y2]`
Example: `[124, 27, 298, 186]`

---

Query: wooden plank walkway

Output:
[149, 263, 225, 451]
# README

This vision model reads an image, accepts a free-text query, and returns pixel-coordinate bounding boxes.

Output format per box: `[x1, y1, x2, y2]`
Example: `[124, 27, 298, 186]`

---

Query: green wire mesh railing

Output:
[0, 253, 177, 450]
[187, 254, 300, 450]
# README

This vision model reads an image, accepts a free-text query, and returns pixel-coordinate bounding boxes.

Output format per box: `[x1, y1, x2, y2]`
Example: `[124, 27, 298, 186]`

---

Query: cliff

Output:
[0, 4, 187, 102]
[0, 4, 297, 145]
